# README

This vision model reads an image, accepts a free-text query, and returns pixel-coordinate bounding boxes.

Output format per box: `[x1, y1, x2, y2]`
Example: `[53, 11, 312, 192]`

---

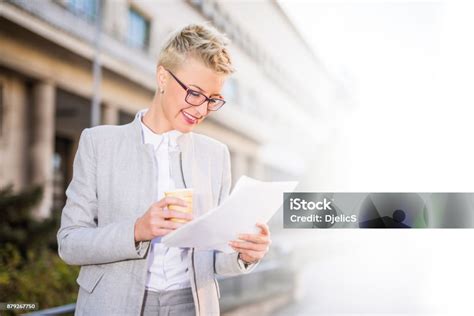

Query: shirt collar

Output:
[136, 108, 183, 151]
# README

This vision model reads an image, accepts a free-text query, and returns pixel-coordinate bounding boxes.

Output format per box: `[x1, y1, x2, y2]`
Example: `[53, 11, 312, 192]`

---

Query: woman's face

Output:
[158, 56, 227, 133]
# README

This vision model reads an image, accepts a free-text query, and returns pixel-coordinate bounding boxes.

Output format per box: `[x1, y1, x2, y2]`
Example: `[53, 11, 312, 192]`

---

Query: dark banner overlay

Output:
[283, 193, 474, 228]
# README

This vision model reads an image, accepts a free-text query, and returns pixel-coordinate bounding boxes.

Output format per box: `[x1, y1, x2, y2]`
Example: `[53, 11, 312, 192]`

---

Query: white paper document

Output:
[161, 175, 298, 253]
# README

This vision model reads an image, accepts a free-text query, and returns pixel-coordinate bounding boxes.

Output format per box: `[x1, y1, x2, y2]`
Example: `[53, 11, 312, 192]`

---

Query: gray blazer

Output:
[57, 112, 259, 315]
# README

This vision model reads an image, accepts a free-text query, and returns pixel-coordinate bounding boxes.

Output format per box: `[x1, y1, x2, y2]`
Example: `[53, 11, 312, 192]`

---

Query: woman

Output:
[57, 23, 271, 316]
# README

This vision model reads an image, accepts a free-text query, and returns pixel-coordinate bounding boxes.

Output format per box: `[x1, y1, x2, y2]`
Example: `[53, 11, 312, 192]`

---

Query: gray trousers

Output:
[140, 287, 196, 316]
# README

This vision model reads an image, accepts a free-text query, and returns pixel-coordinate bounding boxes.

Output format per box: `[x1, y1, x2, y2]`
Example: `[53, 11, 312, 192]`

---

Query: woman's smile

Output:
[181, 110, 199, 125]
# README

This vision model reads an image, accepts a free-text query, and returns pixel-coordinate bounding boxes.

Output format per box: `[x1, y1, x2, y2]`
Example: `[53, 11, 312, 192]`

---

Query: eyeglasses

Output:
[165, 69, 226, 111]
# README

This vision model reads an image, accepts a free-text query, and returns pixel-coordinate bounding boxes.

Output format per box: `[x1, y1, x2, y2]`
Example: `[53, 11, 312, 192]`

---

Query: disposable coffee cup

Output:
[164, 188, 193, 223]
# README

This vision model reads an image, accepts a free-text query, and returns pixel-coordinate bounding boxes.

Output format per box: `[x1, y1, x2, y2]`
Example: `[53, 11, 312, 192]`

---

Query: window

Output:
[67, 0, 98, 21]
[127, 8, 150, 50]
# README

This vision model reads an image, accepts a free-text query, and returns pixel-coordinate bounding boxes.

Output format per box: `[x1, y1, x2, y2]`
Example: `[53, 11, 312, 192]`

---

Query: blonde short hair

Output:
[158, 23, 234, 75]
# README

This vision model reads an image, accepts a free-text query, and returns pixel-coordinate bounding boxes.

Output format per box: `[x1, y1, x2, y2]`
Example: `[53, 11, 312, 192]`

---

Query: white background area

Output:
[276, 0, 474, 314]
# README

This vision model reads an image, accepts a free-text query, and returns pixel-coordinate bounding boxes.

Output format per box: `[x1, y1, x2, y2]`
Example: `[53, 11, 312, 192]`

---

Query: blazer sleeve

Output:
[57, 128, 149, 266]
[213, 144, 260, 276]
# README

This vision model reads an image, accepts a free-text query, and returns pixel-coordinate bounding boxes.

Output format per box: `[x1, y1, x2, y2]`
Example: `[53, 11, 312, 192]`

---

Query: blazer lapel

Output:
[178, 133, 194, 190]
[178, 133, 214, 218]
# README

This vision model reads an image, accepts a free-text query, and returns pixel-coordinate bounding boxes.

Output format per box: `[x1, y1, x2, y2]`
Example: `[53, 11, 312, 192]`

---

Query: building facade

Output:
[0, 0, 342, 218]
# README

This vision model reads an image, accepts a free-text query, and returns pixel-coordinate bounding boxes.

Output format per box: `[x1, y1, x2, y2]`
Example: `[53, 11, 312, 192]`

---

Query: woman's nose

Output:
[195, 102, 208, 117]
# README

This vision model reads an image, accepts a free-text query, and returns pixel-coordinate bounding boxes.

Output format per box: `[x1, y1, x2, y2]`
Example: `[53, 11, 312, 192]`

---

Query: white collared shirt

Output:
[137, 109, 191, 291]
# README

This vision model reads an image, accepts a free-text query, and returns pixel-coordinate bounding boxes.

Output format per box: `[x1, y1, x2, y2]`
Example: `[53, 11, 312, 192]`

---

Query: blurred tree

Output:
[0, 184, 79, 313]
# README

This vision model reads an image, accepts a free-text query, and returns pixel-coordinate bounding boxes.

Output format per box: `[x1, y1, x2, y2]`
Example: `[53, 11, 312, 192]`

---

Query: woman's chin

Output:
[174, 122, 194, 133]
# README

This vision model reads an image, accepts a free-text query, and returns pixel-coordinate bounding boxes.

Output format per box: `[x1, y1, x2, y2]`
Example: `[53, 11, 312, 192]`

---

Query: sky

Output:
[279, 0, 474, 192]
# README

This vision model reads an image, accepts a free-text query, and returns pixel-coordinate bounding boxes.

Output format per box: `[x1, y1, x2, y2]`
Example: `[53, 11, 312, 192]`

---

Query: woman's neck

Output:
[142, 94, 172, 134]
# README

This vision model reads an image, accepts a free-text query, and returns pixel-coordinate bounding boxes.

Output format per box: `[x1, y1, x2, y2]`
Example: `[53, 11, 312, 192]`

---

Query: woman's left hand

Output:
[228, 222, 271, 264]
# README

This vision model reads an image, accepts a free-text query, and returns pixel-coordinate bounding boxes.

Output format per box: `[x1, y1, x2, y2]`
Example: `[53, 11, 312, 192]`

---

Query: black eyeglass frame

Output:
[165, 69, 226, 111]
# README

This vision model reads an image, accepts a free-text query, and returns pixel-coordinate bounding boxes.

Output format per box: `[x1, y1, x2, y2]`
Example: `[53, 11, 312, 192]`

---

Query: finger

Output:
[155, 197, 188, 208]
[229, 240, 268, 252]
[159, 220, 185, 230]
[256, 222, 270, 236]
[234, 248, 262, 260]
[155, 228, 174, 236]
[237, 234, 270, 244]
[239, 253, 259, 263]
[159, 209, 193, 220]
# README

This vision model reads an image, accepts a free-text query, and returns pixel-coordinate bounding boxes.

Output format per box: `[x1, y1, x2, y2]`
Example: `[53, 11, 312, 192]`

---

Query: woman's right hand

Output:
[134, 197, 193, 242]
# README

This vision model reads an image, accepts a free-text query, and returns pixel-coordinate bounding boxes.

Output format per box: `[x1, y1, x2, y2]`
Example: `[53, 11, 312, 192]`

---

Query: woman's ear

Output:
[156, 65, 167, 92]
